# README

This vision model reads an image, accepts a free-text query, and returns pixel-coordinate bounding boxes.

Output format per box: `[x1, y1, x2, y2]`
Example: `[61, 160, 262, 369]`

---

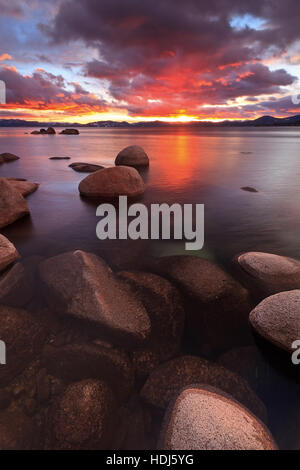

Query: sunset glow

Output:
[0, 0, 299, 123]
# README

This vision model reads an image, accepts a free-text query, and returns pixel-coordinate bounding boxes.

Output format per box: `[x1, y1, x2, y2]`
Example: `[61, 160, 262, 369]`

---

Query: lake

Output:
[1, 126, 300, 270]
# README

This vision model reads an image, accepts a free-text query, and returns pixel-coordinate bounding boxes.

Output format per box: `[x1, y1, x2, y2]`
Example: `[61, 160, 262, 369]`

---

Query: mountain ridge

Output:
[0, 115, 300, 128]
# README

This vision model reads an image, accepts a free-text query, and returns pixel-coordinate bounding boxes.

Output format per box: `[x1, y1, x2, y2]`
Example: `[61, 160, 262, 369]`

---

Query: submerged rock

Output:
[119, 270, 185, 378]
[39, 250, 151, 347]
[249, 290, 300, 352]
[160, 386, 276, 450]
[50, 379, 116, 450]
[59, 128, 79, 135]
[0, 152, 20, 162]
[236, 252, 300, 296]
[79, 166, 145, 199]
[0, 410, 38, 450]
[0, 178, 30, 228]
[141, 355, 267, 422]
[49, 156, 70, 160]
[69, 162, 104, 173]
[149, 255, 252, 356]
[43, 343, 134, 401]
[0, 234, 18, 272]
[241, 186, 258, 193]
[115, 145, 149, 168]
[0, 305, 45, 386]
[0, 256, 41, 307]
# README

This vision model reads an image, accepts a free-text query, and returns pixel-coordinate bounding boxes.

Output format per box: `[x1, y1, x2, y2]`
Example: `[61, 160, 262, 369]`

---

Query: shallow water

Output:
[1, 126, 300, 449]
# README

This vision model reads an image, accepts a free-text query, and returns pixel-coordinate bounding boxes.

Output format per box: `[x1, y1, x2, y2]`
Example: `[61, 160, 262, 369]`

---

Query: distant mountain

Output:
[1, 115, 300, 128]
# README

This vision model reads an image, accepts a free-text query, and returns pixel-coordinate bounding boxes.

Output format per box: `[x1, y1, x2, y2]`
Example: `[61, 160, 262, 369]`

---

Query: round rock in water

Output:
[79, 166, 145, 199]
[115, 145, 149, 168]
[249, 289, 300, 352]
[0, 178, 30, 228]
[237, 252, 300, 296]
[0, 235, 18, 272]
[160, 386, 277, 450]
[0, 152, 20, 162]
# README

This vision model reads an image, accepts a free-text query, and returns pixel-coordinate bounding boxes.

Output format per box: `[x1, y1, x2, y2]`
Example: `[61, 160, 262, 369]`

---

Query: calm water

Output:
[1, 126, 300, 269]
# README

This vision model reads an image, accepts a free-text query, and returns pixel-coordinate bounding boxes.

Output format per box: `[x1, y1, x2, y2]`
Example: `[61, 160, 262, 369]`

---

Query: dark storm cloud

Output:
[0, 65, 107, 112]
[40, 0, 300, 116]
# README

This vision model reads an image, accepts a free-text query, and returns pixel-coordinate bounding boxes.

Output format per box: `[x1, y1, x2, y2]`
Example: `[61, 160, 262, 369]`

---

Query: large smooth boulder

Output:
[141, 355, 267, 422]
[0, 178, 30, 228]
[39, 251, 151, 347]
[160, 386, 276, 450]
[119, 271, 185, 378]
[59, 128, 79, 135]
[250, 290, 300, 352]
[0, 234, 18, 272]
[5, 179, 39, 197]
[0, 305, 45, 386]
[150, 256, 252, 356]
[115, 145, 149, 168]
[236, 252, 300, 297]
[50, 379, 116, 450]
[0, 152, 19, 162]
[79, 166, 145, 199]
[43, 343, 134, 401]
[69, 162, 104, 173]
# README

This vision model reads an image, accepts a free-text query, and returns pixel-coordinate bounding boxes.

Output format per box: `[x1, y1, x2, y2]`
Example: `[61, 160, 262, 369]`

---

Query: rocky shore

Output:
[0, 146, 299, 450]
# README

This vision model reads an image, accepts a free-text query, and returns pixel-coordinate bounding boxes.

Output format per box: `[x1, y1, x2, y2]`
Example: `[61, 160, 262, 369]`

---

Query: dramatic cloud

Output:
[0, 65, 109, 117]
[0, 0, 299, 121]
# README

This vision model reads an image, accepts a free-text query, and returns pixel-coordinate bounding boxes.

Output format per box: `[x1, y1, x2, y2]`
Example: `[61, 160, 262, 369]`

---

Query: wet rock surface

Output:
[0, 234, 18, 272]
[0, 306, 45, 386]
[160, 386, 276, 450]
[115, 145, 149, 168]
[119, 270, 185, 378]
[149, 255, 252, 356]
[0, 152, 20, 162]
[39, 251, 151, 347]
[0, 178, 30, 228]
[79, 165, 145, 199]
[4, 179, 39, 196]
[0, 256, 41, 307]
[49, 379, 116, 450]
[42, 343, 134, 402]
[141, 355, 267, 423]
[250, 290, 300, 352]
[69, 162, 104, 172]
[236, 251, 300, 297]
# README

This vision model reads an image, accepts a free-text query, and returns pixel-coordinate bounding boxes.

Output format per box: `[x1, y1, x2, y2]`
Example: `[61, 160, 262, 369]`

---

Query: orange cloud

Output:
[0, 53, 12, 61]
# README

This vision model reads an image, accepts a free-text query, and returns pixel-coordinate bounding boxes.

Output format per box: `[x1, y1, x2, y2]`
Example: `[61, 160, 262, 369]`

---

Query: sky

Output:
[0, 0, 300, 123]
